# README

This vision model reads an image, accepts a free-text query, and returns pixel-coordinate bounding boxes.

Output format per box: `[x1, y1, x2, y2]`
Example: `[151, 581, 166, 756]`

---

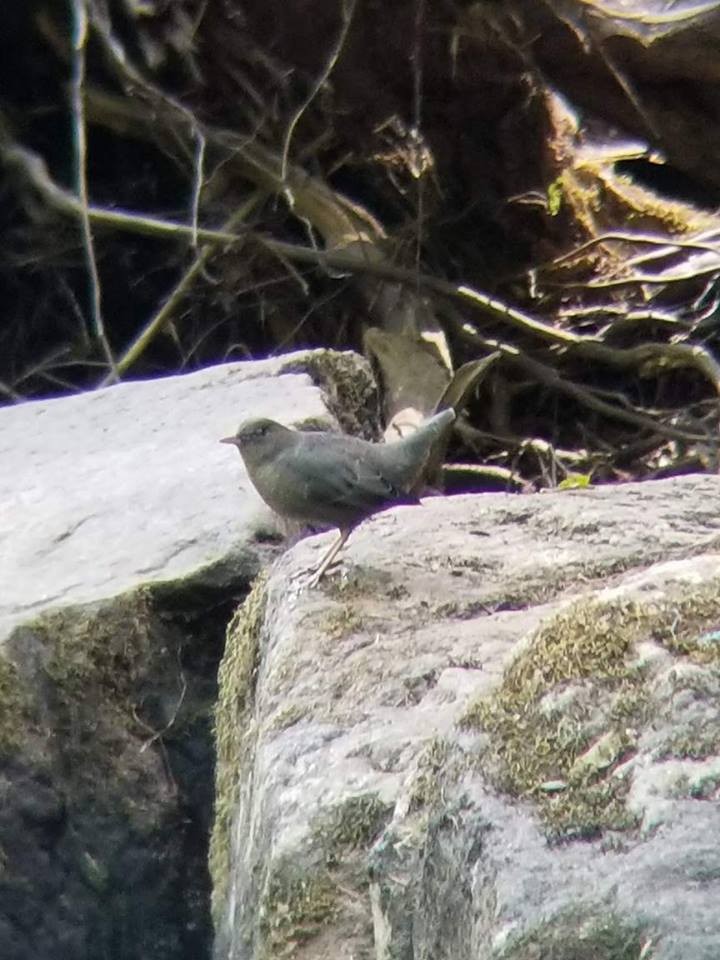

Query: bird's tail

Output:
[381, 408, 456, 492]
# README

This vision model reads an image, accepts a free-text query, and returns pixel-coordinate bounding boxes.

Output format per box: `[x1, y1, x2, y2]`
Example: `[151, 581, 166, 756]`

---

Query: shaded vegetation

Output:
[1, 0, 720, 492]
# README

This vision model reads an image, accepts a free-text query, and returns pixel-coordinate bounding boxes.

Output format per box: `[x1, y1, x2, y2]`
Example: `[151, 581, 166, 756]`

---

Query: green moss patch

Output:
[18, 591, 183, 793]
[279, 350, 379, 440]
[260, 865, 337, 958]
[407, 736, 451, 812]
[496, 907, 651, 960]
[269, 703, 309, 732]
[462, 582, 720, 837]
[315, 603, 364, 640]
[312, 792, 391, 866]
[40, 592, 157, 701]
[1, 583, 225, 954]
[659, 723, 720, 761]
[209, 573, 268, 921]
[0, 656, 31, 752]
[461, 597, 650, 836]
[648, 586, 720, 664]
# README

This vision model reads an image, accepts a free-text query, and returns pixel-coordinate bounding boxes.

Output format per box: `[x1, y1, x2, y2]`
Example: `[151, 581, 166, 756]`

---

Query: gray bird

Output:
[220, 408, 455, 583]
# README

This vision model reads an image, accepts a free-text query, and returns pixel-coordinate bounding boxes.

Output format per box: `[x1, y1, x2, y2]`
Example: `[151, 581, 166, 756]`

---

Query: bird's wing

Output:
[280, 439, 417, 526]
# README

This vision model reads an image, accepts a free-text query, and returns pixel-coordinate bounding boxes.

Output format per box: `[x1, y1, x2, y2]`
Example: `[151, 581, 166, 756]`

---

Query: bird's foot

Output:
[307, 557, 344, 588]
[306, 529, 351, 587]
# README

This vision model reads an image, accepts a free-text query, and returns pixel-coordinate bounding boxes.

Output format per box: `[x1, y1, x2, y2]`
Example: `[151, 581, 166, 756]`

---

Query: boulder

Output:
[0, 350, 376, 640]
[0, 350, 375, 960]
[213, 476, 720, 960]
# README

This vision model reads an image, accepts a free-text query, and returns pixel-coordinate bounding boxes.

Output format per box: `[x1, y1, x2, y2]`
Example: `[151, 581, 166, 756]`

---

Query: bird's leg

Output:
[309, 528, 351, 586]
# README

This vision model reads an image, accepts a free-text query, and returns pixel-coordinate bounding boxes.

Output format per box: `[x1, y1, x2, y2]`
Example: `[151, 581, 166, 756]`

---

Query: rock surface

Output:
[0, 350, 376, 960]
[213, 475, 720, 960]
[5, 349, 720, 960]
[0, 351, 378, 641]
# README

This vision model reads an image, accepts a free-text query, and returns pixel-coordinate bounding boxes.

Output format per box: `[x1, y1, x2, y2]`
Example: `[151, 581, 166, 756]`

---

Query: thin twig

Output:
[557, 305, 690, 329]
[411, 0, 427, 281]
[0, 380, 23, 402]
[69, 0, 117, 377]
[190, 130, 206, 248]
[138, 674, 187, 753]
[131, 705, 177, 791]
[257, 237, 311, 297]
[594, 42, 660, 141]
[8, 136, 720, 396]
[547, 230, 720, 270]
[280, 0, 358, 187]
[579, 266, 720, 288]
[2, 140, 246, 243]
[100, 190, 266, 385]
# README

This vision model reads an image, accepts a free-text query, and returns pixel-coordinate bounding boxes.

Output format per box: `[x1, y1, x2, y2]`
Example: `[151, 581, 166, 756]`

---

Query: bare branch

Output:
[69, 0, 116, 376]
[280, 0, 358, 187]
[100, 190, 266, 386]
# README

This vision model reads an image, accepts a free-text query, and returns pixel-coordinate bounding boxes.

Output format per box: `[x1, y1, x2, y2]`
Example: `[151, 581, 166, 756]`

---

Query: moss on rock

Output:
[496, 906, 650, 960]
[279, 349, 379, 440]
[12, 591, 178, 799]
[40, 591, 156, 702]
[315, 603, 364, 640]
[259, 864, 337, 958]
[461, 582, 720, 838]
[0, 655, 31, 752]
[2, 585, 219, 954]
[406, 736, 451, 812]
[312, 792, 391, 865]
[210, 572, 268, 922]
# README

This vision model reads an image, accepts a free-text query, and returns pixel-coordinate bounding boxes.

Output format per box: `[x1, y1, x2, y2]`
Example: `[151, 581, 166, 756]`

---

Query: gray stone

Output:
[5, 350, 720, 960]
[0, 349, 375, 960]
[0, 350, 374, 641]
[213, 475, 720, 960]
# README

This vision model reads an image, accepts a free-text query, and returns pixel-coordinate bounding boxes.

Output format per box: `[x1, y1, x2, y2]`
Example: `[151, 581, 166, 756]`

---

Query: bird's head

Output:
[220, 418, 291, 465]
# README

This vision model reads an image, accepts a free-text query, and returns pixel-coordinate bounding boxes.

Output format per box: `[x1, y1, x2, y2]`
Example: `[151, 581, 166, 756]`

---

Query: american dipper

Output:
[220, 408, 455, 583]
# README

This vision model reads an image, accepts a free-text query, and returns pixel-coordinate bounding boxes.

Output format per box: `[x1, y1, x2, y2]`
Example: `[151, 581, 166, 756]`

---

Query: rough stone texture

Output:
[213, 475, 720, 960]
[0, 350, 378, 642]
[0, 350, 376, 960]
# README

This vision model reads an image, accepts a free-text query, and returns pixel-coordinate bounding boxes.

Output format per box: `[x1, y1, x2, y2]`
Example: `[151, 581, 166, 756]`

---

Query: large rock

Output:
[212, 475, 720, 960]
[0, 350, 376, 960]
[0, 350, 376, 641]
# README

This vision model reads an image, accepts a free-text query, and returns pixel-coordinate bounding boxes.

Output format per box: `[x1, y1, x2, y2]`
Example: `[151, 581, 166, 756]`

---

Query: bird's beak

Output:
[220, 436, 240, 446]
